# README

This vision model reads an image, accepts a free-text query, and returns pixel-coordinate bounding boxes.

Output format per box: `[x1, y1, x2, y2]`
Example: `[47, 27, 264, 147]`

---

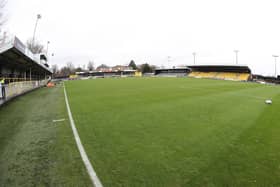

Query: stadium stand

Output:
[0, 35, 52, 104]
[188, 65, 251, 81]
[75, 70, 136, 78]
[252, 74, 280, 84]
[155, 67, 191, 77]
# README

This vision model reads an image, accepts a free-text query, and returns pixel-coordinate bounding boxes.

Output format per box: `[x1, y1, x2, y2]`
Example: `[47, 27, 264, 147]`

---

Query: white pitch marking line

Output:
[63, 83, 103, 187]
[52, 118, 65, 123]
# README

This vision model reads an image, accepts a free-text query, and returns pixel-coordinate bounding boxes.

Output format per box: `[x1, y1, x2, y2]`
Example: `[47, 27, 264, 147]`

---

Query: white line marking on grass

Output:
[52, 118, 65, 123]
[63, 83, 103, 187]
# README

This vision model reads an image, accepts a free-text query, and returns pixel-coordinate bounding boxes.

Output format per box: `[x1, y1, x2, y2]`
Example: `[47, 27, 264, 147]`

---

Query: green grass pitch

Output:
[65, 77, 280, 186]
[0, 86, 92, 186]
[1, 77, 280, 186]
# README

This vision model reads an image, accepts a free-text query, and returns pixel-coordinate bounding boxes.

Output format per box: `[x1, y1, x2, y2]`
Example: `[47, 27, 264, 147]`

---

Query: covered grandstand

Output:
[252, 74, 280, 84]
[75, 70, 136, 78]
[0, 36, 52, 103]
[187, 65, 251, 81]
[155, 67, 191, 77]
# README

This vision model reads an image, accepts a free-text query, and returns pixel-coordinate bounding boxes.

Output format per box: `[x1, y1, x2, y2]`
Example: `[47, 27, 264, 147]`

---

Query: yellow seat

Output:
[238, 73, 250, 81]
[189, 71, 250, 81]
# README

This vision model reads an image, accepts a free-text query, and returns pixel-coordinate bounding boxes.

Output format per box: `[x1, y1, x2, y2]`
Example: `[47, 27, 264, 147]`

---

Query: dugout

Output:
[187, 65, 252, 81]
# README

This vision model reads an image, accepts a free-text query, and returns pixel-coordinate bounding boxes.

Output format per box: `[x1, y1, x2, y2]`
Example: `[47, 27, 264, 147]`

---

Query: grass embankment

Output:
[66, 78, 280, 187]
[0, 85, 91, 186]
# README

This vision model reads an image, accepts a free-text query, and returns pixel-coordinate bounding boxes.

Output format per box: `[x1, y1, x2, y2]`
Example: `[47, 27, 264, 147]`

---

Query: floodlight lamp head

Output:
[37, 14, 42, 19]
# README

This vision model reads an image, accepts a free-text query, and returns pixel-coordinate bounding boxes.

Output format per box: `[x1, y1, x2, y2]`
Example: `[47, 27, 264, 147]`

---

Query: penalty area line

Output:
[63, 83, 103, 187]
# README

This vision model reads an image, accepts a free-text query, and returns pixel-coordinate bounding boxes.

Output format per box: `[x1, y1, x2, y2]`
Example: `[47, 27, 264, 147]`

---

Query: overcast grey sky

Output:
[4, 0, 280, 75]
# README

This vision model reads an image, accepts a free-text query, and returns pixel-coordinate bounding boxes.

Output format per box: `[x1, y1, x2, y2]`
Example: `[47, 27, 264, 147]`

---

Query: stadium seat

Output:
[188, 71, 250, 81]
[238, 73, 250, 81]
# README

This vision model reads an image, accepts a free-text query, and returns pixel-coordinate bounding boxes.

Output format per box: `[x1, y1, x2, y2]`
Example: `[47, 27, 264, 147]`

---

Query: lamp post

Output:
[167, 56, 171, 68]
[273, 55, 278, 77]
[46, 41, 50, 55]
[234, 50, 239, 65]
[48, 53, 54, 69]
[32, 14, 42, 46]
[192, 52, 196, 65]
[167, 56, 171, 63]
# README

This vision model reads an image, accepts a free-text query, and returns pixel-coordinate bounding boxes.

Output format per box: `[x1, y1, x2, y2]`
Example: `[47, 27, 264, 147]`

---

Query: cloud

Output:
[5, 0, 280, 75]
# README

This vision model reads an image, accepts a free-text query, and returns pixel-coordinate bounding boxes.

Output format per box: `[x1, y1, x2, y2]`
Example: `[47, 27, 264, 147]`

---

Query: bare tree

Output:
[0, 0, 7, 30]
[59, 66, 71, 77]
[87, 61, 94, 71]
[57, 62, 76, 77]
[51, 64, 58, 75]
[66, 62, 75, 73]
[26, 38, 44, 54]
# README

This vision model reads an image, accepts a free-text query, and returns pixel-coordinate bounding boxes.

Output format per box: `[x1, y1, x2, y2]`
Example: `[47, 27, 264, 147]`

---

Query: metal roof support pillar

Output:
[30, 68, 32, 81]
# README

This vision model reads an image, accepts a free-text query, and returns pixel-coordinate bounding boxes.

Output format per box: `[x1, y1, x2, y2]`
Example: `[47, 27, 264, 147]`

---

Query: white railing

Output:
[4, 80, 49, 99]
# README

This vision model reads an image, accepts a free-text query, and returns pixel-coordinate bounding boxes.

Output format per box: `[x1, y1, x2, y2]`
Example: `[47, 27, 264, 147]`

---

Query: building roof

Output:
[187, 65, 251, 73]
[0, 36, 52, 74]
[155, 67, 190, 71]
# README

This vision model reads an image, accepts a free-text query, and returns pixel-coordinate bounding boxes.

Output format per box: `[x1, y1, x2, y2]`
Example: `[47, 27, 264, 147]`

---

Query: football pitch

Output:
[65, 77, 280, 186]
[1, 77, 280, 186]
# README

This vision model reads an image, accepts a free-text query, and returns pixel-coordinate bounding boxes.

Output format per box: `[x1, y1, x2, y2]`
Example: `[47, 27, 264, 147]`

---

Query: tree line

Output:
[128, 60, 156, 73]
[51, 60, 156, 78]
[0, 3, 156, 78]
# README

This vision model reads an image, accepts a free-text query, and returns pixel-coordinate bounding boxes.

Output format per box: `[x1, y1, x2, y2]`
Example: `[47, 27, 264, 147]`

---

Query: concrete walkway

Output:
[0, 98, 7, 106]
